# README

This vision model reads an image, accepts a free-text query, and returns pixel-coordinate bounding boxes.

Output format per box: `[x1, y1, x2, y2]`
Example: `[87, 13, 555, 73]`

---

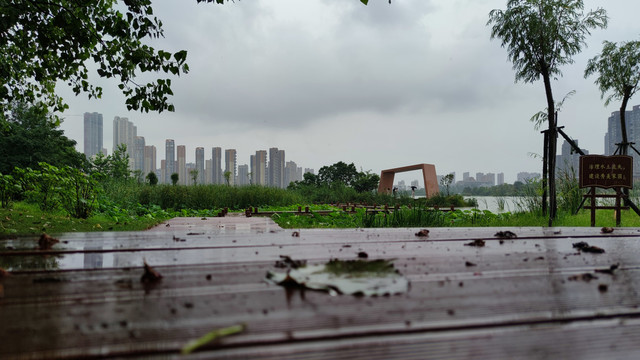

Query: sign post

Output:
[579, 155, 633, 226]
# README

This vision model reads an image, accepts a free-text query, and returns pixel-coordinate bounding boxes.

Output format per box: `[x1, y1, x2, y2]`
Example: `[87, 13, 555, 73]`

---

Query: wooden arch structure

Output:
[378, 164, 439, 198]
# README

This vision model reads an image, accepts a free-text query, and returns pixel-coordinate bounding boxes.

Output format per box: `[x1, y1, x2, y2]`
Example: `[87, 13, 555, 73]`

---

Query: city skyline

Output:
[57, 1, 640, 187]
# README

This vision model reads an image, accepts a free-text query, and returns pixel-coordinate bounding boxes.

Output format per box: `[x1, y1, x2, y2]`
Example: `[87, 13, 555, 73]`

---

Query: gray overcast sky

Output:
[58, 0, 640, 185]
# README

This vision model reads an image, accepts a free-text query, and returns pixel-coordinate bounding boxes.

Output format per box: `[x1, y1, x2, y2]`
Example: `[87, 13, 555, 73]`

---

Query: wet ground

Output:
[2, 217, 640, 359]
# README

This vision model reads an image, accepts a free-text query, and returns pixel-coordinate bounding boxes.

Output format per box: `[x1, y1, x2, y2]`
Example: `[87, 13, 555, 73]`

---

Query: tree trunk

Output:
[542, 71, 557, 225]
[620, 91, 630, 155]
[542, 130, 548, 216]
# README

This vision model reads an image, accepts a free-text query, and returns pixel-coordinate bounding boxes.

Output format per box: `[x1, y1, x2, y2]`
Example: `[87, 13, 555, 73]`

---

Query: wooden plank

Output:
[2, 220, 640, 358]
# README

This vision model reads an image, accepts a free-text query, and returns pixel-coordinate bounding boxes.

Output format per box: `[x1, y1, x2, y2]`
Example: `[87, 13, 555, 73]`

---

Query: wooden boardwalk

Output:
[2, 216, 640, 359]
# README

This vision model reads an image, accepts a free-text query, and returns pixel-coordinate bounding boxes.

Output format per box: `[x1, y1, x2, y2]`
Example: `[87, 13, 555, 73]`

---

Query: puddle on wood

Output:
[266, 259, 409, 297]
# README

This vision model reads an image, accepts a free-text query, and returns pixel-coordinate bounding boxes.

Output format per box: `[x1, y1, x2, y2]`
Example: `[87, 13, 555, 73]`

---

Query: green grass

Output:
[272, 206, 640, 229]
[0, 202, 170, 236]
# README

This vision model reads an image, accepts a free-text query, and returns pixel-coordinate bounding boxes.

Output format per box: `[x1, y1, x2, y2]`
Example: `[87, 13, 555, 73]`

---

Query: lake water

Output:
[462, 196, 525, 213]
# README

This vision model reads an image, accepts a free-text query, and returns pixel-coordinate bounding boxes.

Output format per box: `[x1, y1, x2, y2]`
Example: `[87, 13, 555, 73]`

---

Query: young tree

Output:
[190, 169, 199, 185]
[440, 173, 455, 196]
[224, 171, 232, 186]
[146, 172, 158, 186]
[488, 0, 607, 224]
[585, 40, 640, 156]
[171, 173, 179, 186]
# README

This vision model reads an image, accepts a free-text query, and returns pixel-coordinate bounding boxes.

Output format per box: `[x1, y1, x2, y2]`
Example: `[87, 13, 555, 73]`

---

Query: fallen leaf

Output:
[291, 231, 300, 237]
[181, 323, 246, 354]
[357, 251, 368, 258]
[266, 259, 409, 297]
[464, 239, 485, 247]
[572, 241, 605, 254]
[141, 260, 162, 283]
[494, 231, 517, 239]
[595, 264, 619, 275]
[601, 227, 614, 234]
[38, 233, 59, 250]
[415, 229, 429, 237]
[465, 261, 476, 267]
[568, 273, 598, 282]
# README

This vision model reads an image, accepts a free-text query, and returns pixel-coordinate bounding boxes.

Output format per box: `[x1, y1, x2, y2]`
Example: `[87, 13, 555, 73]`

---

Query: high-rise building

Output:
[160, 159, 166, 184]
[268, 147, 285, 188]
[165, 139, 175, 183]
[284, 161, 300, 187]
[304, 168, 314, 175]
[252, 150, 267, 185]
[195, 147, 205, 185]
[211, 147, 222, 184]
[225, 149, 237, 186]
[83, 112, 103, 158]
[237, 164, 249, 186]
[133, 136, 145, 175]
[604, 105, 640, 175]
[144, 145, 156, 177]
[177, 145, 186, 185]
[205, 159, 212, 184]
[556, 139, 588, 176]
[113, 116, 136, 160]
[497, 173, 505, 185]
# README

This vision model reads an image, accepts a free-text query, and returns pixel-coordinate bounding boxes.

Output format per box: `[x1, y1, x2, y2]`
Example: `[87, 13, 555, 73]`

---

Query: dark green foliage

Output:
[318, 162, 359, 186]
[0, 103, 87, 174]
[289, 161, 380, 199]
[146, 172, 158, 185]
[0, 173, 18, 208]
[171, 173, 179, 186]
[0, 0, 189, 114]
[90, 145, 131, 181]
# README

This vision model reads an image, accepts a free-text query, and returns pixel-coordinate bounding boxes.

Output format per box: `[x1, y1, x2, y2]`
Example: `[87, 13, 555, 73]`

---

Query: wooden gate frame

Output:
[377, 164, 439, 198]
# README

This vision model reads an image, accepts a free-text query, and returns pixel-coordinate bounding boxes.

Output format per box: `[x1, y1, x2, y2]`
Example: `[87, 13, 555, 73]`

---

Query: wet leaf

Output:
[181, 323, 246, 354]
[266, 259, 409, 296]
[415, 229, 429, 237]
[601, 227, 614, 234]
[572, 241, 605, 254]
[464, 239, 485, 247]
[38, 233, 59, 250]
[141, 260, 162, 283]
[494, 231, 517, 239]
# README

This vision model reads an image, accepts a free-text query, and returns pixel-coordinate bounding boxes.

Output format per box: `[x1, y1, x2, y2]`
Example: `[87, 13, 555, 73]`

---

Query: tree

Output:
[440, 173, 455, 196]
[190, 169, 199, 185]
[171, 172, 179, 186]
[352, 171, 380, 193]
[224, 171, 232, 186]
[585, 40, 640, 156]
[0, 0, 191, 115]
[488, 0, 607, 224]
[0, 102, 87, 174]
[146, 172, 158, 186]
[318, 162, 359, 186]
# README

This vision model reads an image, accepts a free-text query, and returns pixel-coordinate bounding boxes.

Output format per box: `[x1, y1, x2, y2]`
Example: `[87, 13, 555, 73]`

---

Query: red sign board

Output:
[579, 155, 633, 189]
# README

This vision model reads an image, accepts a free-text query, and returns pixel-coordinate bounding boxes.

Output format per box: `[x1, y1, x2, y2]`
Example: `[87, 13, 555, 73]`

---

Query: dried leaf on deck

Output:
[415, 229, 429, 237]
[494, 231, 517, 239]
[572, 241, 605, 254]
[601, 227, 614, 234]
[38, 233, 59, 250]
[464, 239, 485, 247]
[141, 260, 163, 283]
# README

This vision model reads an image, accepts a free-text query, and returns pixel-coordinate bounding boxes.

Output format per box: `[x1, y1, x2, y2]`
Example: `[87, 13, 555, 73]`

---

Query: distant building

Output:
[225, 149, 237, 185]
[165, 139, 175, 184]
[177, 145, 186, 185]
[604, 105, 640, 176]
[211, 147, 222, 184]
[133, 136, 145, 175]
[268, 147, 285, 188]
[144, 145, 156, 176]
[195, 147, 205, 185]
[252, 150, 267, 185]
[113, 116, 136, 161]
[556, 139, 588, 176]
[284, 161, 301, 187]
[205, 159, 212, 184]
[517, 172, 541, 183]
[83, 112, 103, 158]
[497, 172, 505, 185]
[237, 164, 249, 186]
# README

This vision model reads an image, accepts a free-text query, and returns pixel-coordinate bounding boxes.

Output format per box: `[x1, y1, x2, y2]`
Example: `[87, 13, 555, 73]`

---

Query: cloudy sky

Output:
[58, 0, 640, 185]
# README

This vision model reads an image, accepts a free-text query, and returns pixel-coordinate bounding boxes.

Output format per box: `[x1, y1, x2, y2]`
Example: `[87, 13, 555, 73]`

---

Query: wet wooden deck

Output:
[2, 216, 640, 359]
